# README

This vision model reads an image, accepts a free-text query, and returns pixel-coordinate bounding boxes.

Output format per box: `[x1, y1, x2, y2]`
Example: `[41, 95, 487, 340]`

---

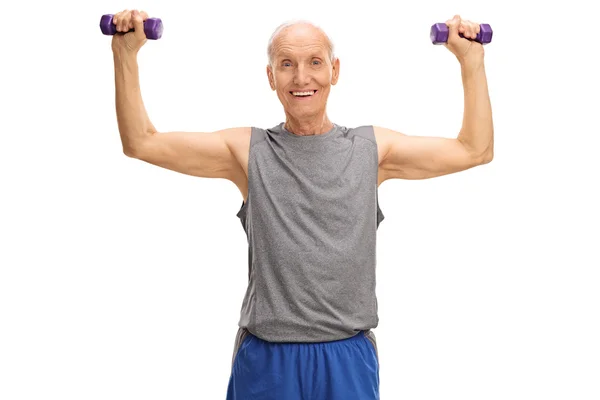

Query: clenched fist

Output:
[111, 9, 150, 56]
[444, 15, 485, 69]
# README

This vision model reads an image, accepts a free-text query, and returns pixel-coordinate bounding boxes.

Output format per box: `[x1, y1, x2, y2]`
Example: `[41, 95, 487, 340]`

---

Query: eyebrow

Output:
[278, 53, 325, 60]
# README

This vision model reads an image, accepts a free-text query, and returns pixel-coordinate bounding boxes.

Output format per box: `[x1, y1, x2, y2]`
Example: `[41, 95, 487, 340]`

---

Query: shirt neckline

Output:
[279, 122, 338, 140]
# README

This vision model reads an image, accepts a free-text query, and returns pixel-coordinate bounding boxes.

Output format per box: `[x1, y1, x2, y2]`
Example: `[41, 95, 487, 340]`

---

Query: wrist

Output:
[458, 49, 485, 72]
[113, 49, 138, 64]
[460, 59, 485, 77]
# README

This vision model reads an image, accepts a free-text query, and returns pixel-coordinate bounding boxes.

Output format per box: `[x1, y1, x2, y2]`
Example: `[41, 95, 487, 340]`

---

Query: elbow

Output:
[481, 150, 493, 164]
[123, 146, 140, 158]
[122, 137, 152, 159]
[482, 141, 494, 164]
[123, 143, 147, 159]
[477, 147, 493, 165]
[475, 141, 494, 165]
[459, 136, 493, 166]
[121, 129, 157, 158]
[466, 148, 493, 167]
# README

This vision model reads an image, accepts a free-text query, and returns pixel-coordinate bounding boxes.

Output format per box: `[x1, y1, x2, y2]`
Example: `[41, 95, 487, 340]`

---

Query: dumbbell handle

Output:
[99, 14, 164, 40]
[430, 23, 492, 45]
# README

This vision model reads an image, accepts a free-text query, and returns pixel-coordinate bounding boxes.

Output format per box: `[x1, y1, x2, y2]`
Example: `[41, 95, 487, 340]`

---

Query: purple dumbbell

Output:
[99, 14, 164, 40]
[430, 23, 492, 45]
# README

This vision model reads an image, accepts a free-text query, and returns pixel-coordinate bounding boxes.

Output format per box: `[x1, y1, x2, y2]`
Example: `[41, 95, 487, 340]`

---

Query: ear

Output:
[331, 57, 340, 85]
[266, 64, 275, 91]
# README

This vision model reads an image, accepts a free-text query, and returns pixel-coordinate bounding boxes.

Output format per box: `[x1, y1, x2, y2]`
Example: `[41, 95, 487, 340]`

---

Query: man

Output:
[110, 9, 493, 399]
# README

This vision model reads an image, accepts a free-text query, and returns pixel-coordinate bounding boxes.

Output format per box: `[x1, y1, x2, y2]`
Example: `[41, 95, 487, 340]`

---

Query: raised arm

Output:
[377, 15, 493, 181]
[111, 9, 248, 181]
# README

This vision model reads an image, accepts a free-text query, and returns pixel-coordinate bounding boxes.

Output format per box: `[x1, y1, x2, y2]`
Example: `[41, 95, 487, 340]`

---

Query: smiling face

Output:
[266, 23, 340, 123]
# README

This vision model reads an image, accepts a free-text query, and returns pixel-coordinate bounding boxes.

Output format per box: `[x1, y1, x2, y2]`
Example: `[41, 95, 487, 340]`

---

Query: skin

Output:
[266, 23, 339, 136]
[110, 11, 493, 204]
[109, 13, 494, 390]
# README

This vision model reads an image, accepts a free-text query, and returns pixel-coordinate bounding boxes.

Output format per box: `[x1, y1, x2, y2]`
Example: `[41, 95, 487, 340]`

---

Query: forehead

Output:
[272, 24, 329, 58]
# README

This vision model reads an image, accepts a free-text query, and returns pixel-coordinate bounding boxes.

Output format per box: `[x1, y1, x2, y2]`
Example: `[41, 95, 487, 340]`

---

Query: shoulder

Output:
[221, 123, 288, 150]
[344, 125, 392, 167]
[220, 126, 275, 176]
[345, 125, 375, 142]
[219, 127, 252, 152]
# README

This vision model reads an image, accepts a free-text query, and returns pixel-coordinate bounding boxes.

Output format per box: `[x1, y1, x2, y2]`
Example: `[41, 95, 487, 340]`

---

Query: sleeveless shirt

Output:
[235, 122, 384, 342]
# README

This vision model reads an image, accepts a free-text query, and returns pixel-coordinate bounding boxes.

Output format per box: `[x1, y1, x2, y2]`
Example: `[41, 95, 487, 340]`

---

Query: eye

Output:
[312, 60, 321, 65]
[283, 62, 292, 67]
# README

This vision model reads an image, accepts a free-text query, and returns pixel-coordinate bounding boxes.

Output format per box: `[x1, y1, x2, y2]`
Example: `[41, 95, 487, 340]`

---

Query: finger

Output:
[115, 9, 127, 31]
[462, 21, 474, 38]
[464, 22, 473, 38]
[112, 15, 120, 30]
[123, 14, 133, 32]
[445, 15, 462, 40]
[467, 21, 477, 38]
[462, 19, 473, 38]
[127, 10, 136, 30]
[116, 14, 124, 31]
[140, 10, 149, 20]
[131, 10, 147, 41]
[112, 9, 125, 26]
[120, 10, 131, 32]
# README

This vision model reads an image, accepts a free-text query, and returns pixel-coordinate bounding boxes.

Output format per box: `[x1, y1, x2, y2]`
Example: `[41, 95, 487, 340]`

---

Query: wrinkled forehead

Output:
[272, 25, 330, 59]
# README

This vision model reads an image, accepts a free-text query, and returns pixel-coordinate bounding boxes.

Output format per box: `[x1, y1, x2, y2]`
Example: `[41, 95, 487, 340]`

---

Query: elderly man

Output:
[110, 9, 493, 399]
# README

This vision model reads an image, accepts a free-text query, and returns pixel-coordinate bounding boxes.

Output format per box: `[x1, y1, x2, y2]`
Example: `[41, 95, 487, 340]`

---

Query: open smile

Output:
[289, 90, 318, 99]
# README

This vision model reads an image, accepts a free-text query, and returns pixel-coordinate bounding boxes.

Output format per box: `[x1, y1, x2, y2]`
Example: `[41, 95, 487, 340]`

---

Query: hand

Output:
[443, 15, 485, 69]
[111, 9, 149, 56]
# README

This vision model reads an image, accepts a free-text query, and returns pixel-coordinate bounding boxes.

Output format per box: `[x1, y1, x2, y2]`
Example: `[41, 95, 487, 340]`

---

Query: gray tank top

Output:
[235, 122, 384, 342]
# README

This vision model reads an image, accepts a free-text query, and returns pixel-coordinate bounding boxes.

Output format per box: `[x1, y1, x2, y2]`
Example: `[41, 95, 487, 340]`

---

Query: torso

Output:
[225, 126, 389, 204]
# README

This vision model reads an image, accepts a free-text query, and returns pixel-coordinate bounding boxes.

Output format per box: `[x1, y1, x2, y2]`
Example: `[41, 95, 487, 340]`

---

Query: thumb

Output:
[131, 10, 146, 41]
[446, 15, 461, 41]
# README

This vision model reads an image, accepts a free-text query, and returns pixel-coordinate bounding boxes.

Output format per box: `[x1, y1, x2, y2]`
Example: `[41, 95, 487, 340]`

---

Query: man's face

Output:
[267, 24, 340, 120]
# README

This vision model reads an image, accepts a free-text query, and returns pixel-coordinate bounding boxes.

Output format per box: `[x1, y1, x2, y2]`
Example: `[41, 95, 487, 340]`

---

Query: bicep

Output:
[131, 127, 249, 180]
[377, 126, 481, 180]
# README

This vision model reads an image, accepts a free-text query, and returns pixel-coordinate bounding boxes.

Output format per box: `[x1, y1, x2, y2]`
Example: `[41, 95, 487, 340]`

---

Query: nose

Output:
[293, 65, 311, 86]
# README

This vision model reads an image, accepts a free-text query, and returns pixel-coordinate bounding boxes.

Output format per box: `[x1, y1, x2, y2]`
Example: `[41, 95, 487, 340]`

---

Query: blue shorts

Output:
[226, 328, 380, 399]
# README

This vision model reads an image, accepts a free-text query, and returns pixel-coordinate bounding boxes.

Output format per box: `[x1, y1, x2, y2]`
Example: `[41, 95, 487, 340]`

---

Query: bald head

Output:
[267, 20, 335, 66]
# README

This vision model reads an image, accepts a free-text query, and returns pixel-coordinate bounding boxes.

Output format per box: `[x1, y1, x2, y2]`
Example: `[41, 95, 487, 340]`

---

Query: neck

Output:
[284, 114, 333, 136]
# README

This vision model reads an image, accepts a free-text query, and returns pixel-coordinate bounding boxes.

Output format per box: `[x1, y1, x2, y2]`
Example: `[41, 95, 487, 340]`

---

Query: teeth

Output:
[292, 91, 315, 96]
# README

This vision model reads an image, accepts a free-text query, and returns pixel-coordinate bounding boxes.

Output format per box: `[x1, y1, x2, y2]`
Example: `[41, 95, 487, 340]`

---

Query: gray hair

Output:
[267, 19, 336, 66]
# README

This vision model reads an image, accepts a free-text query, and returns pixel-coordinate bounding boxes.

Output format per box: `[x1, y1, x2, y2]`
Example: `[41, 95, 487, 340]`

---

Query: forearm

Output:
[457, 63, 494, 161]
[113, 52, 157, 155]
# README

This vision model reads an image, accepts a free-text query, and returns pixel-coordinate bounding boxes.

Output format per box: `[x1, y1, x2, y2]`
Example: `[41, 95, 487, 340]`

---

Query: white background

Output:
[1, 0, 599, 399]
